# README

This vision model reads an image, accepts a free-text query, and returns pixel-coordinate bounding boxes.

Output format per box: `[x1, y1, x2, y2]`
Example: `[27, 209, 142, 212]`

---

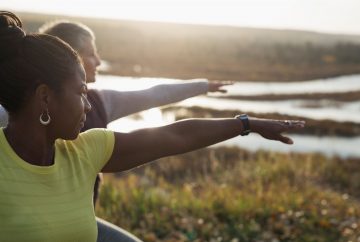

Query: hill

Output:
[17, 11, 360, 81]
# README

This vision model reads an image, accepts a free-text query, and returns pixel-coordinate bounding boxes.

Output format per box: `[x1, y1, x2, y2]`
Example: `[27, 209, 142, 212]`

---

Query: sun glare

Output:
[2, 0, 360, 34]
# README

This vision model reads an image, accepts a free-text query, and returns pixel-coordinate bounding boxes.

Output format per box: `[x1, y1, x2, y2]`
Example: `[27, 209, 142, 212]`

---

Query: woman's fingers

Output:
[278, 134, 293, 144]
[277, 120, 305, 144]
[261, 120, 305, 144]
[282, 120, 305, 130]
[208, 81, 235, 93]
[248, 117, 305, 144]
[217, 89, 227, 93]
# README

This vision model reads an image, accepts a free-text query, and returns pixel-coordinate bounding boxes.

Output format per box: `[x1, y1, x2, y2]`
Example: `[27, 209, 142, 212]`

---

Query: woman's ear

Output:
[35, 84, 52, 109]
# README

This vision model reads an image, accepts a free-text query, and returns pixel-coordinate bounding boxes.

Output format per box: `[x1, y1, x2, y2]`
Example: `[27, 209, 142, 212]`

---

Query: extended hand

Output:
[208, 81, 234, 93]
[250, 118, 305, 144]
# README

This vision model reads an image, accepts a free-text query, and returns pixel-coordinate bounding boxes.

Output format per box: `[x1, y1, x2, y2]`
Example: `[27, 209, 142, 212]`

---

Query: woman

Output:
[38, 20, 236, 242]
[0, 19, 232, 199]
[0, 19, 234, 242]
[0, 11, 304, 242]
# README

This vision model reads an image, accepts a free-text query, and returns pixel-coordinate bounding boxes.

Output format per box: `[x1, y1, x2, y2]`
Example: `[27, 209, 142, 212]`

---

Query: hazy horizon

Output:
[2, 0, 360, 36]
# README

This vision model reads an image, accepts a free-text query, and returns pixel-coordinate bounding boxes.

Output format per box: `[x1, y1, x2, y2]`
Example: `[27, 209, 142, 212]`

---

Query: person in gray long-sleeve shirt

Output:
[0, 81, 225, 128]
[0, 20, 232, 242]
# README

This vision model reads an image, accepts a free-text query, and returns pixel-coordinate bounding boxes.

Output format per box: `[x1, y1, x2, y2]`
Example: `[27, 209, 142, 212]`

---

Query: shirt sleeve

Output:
[76, 128, 115, 173]
[98, 80, 209, 122]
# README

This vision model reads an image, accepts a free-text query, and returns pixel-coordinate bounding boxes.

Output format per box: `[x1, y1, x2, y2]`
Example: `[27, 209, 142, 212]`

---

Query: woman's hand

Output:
[249, 117, 305, 144]
[208, 81, 234, 93]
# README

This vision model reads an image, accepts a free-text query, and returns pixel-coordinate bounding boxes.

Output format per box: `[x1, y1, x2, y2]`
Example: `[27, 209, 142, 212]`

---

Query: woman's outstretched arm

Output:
[98, 80, 233, 122]
[102, 117, 304, 173]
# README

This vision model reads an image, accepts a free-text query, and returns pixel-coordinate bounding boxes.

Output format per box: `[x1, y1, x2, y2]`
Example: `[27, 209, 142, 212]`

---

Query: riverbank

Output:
[162, 106, 360, 137]
[220, 91, 360, 102]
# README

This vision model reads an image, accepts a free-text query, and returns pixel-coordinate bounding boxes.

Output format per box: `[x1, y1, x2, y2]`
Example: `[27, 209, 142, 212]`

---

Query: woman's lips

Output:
[79, 117, 86, 129]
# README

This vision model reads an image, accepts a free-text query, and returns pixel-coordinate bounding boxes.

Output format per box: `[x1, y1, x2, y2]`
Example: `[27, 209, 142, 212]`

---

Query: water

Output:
[92, 74, 360, 158]
[105, 108, 359, 158]
[224, 74, 360, 95]
[107, 112, 360, 158]
[92, 74, 360, 94]
[179, 97, 360, 123]
[213, 134, 360, 158]
[91, 74, 360, 123]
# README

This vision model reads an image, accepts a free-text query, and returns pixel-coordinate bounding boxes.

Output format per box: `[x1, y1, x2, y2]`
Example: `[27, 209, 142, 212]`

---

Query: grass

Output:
[96, 147, 360, 241]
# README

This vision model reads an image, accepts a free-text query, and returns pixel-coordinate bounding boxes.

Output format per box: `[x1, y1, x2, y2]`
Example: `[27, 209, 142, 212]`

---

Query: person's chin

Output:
[63, 128, 82, 140]
[61, 133, 79, 140]
[86, 74, 97, 83]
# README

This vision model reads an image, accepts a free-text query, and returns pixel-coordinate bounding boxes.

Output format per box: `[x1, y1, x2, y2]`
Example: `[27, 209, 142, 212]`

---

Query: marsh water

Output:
[90, 74, 360, 158]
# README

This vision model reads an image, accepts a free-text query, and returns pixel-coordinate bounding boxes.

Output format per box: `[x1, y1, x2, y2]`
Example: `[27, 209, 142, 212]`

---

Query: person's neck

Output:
[4, 121, 56, 167]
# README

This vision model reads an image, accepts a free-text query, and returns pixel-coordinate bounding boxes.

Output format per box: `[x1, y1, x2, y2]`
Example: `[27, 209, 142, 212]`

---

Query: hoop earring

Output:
[39, 109, 51, 126]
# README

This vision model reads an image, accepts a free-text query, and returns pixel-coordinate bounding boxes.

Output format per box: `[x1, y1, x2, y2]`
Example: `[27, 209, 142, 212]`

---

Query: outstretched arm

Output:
[102, 117, 304, 173]
[98, 80, 233, 123]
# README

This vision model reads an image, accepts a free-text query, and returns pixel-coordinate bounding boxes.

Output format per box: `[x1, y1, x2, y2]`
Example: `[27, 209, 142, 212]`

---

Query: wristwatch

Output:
[235, 114, 251, 136]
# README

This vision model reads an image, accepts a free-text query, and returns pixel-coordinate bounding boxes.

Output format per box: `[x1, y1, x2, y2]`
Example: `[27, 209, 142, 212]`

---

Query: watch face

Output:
[238, 114, 250, 136]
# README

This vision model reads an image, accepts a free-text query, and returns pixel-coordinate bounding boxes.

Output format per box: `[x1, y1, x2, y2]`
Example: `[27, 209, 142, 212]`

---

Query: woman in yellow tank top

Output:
[0, 11, 304, 242]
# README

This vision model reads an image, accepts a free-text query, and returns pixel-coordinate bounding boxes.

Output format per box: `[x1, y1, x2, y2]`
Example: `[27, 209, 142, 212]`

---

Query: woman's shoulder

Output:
[78, 128, 114, 141]
[56, 128, 114, 159]
[58, 128, 114, 146]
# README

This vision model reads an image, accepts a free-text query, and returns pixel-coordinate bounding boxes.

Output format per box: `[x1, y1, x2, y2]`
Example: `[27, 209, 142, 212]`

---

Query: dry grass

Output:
[96, 148, 360, 241]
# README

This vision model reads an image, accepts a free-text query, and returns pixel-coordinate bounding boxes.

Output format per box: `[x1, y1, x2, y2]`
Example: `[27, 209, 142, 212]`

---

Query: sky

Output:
[2, 0, 360, 35]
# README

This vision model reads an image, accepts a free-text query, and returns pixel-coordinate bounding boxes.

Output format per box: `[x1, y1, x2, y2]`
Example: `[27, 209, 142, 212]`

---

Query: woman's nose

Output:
[95, 54, 101, 67]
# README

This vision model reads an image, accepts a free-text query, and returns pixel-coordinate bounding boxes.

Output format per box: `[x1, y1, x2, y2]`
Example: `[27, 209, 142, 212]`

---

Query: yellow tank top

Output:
[0, 128, 114, 242]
